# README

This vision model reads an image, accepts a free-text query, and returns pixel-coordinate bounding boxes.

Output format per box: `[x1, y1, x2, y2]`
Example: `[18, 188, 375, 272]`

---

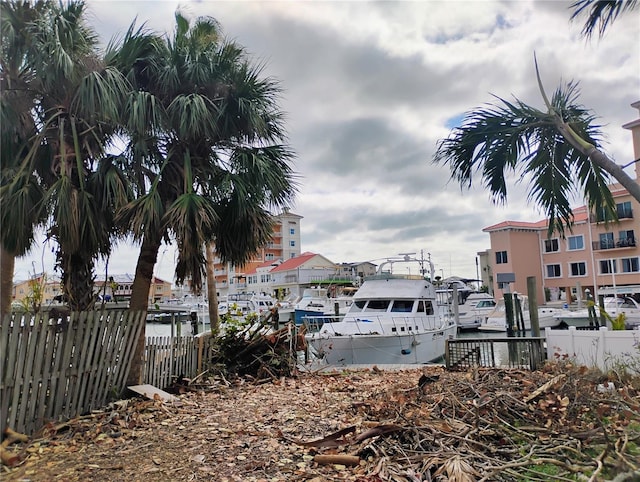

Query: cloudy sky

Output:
[14, 0, 640, 284]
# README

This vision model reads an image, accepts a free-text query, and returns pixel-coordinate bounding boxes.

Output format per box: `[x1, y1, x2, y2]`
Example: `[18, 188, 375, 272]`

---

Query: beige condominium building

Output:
[481, 101, 640, 306]
[209, 209, 303, 297]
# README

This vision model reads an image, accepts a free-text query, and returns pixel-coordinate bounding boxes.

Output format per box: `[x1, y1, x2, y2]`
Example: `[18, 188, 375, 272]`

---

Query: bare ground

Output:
[3, 361, 640, 482]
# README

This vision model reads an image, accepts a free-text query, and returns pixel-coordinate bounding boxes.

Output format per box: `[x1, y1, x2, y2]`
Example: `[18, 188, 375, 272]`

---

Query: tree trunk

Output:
[126, 235, 161, 386]
[59, 251, 95, 311]
[205, 242, 220, 333]
[0, 245, 16, 320]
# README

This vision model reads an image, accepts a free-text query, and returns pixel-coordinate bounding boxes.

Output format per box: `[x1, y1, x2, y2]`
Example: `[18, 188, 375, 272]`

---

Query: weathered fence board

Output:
[1, 310, 145, 435]
[1, 310, 218, 436]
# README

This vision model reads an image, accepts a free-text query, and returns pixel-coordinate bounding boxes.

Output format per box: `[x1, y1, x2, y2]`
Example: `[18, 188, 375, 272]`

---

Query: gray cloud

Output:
[14, 0, 640, 283]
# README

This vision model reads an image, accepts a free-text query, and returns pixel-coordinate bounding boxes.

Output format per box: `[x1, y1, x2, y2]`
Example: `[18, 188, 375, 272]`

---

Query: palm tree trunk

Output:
[126, 235, 161, 386]
[0, 245, 16, 320]
[205, 242, 220, 333]
[59, 251, 96, 311]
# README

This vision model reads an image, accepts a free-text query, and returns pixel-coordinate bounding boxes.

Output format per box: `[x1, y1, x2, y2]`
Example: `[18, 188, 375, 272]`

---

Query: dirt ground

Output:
[2, 362, 640, 482]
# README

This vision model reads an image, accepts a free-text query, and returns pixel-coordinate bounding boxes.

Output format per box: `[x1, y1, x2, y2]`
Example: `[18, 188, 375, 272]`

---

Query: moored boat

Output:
[294, 287, 354, 324]
[553, 296, 640, 329]
[305, 254, 457, 365]
[479, 295, 562, 332]
[455, 292, 496, 330]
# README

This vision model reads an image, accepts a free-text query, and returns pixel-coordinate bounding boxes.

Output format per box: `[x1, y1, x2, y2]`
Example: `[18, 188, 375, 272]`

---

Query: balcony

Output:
[590, 208, 633, 223]
[592, 238, 637, 251]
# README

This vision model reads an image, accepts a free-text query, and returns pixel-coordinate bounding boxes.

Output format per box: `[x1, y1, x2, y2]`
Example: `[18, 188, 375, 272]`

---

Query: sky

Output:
[13, 0, 640, 285]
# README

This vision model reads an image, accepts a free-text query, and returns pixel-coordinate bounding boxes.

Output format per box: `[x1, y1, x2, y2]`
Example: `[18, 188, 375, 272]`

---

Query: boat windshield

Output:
[366, 300, 391, 311]
[476, 300, 496, 308]
[391, 300, 414, 312]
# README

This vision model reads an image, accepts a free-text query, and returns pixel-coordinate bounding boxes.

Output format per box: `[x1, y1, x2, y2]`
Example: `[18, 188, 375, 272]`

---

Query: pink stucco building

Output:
[481, 102, 640, 305]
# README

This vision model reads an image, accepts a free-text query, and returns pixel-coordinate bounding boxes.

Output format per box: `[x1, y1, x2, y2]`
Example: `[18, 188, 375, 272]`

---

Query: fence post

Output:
[527, 277, 540, 337]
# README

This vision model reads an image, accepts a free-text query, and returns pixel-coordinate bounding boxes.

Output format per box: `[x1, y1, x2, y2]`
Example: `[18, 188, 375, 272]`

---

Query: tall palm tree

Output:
[1, 0, 134, 311]
[109, 13, 297, 383]
[570, 0, 639, 38]
[0, 0, 48, 318]
[433, 81, 640, 235]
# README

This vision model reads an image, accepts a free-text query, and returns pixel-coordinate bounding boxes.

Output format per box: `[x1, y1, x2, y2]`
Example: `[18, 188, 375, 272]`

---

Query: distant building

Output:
[94, 274, 172, 304]
[268, 252, 341, 299]
[209, 209, 303, 297]
[12, 273, 63, 305]
[483, 101, 640, 305]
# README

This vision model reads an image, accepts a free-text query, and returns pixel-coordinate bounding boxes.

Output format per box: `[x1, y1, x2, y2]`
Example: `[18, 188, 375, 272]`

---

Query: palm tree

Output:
[570, 0, 639, 38]
[109, 13, 297, 383]
[433, 80, 640, 235]
[1, 0, 133, 311]
[0, 0, 48, 318]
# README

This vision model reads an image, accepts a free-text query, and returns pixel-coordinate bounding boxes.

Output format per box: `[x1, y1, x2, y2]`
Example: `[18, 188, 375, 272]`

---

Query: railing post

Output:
[527, 277, 540, 337]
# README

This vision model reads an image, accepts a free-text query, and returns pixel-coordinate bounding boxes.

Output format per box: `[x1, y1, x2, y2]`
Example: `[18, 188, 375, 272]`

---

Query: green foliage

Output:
[594, 301, 627, 330]
[433, 82, 616, 237]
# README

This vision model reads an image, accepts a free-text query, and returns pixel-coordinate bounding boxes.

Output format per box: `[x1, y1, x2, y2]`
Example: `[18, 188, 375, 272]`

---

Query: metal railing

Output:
[445, 336, 545, 371]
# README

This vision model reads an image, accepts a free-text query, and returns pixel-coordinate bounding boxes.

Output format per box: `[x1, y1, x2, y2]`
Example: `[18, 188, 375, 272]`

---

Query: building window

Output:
[617, 201, 632, 219]
[290, 253, 296, 258]
[567, 235, 584, 251]
[599, 232, 615, 250]
[599, 259, 617, 274]
[290, 240, 295, 247]
[618, 230, 636, 247]
[543, 238, 559, 253]
[495, 251, 507, 264]
[290, 228, 295, 235]
[265, 253, 274, 260]
[621, 257, 639, 273]
[545, 264, 561, 278]
[569, 262, 586, 277]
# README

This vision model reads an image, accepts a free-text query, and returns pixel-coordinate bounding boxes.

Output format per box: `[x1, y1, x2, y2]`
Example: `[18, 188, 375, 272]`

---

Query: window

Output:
[600, 232, 615, 249]
[569, 262, 586, 277]
[621, 257, 639, 273]
[417, 300, 434, 315]
[265, 253, 274, 260]
[290, 228, 295, 235]
[567, 235, 584, 251]
[495, 251, 507, 264]
[290, 240, 296, 247]
[617, 201, 632, 219]
[545, 264, 561, 278]
[599, 259, 617, 274]
[366, 300, 390, 312]
[391, 300, 414, 312]
[543, 238, 559, 253]
[618, 230, 636, 247]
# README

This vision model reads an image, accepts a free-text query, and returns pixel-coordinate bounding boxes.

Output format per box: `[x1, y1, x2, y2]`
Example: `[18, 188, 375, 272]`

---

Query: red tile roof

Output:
[270, 252, 318, 272]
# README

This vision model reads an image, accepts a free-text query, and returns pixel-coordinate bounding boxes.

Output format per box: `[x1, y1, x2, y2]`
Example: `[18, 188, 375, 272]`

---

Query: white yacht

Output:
[479, 295, 562, 332]
[305, 254, 457, 365]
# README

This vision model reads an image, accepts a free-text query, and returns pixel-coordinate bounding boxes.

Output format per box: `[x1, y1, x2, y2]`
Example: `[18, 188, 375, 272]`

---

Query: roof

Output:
[270, 252, 329, 272]
[244, 259, 280, 275]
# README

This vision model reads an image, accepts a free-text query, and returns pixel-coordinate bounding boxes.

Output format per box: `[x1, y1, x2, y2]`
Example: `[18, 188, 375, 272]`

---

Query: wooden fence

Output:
[144, 334, 215, 388]
[1, 309, 219, 435]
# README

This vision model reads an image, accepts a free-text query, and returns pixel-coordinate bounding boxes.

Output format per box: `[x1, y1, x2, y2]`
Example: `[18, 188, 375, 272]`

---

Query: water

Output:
[145, 321, 200, 338]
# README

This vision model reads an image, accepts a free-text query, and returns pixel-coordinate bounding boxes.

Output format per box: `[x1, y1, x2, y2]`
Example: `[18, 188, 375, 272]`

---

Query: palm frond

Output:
[570, 0, 639, 38]
[433, 81, 612, 235]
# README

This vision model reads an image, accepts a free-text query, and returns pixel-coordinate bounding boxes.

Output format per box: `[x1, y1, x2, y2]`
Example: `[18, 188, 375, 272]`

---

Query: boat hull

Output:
[306, 324, 456, 365]
[479, 308, 562, 332]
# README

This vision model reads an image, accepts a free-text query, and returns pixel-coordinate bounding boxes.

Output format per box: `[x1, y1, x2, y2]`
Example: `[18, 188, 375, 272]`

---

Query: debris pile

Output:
[2, 360, 639, 481]
[206, 322, 305, 380]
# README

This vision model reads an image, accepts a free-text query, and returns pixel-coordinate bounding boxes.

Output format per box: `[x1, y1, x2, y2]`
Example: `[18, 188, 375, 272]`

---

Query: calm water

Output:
[145, 321, 200, 338]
